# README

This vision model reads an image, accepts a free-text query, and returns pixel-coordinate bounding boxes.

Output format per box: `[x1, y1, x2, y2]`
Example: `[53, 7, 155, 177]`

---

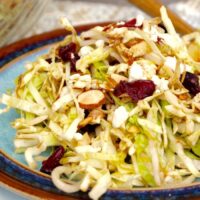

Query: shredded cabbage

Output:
[1, 6, 200, 200]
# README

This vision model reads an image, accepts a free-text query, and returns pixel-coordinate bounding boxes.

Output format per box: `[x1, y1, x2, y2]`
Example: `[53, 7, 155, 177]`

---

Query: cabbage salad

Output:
[1, 6, 200, 200]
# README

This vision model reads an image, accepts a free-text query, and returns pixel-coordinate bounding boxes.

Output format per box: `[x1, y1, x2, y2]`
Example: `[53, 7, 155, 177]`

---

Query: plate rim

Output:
[0, 22, 200, 200]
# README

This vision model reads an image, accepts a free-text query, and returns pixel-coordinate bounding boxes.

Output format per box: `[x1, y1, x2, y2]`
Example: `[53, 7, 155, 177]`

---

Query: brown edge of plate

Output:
[0, 22, 111, 60]
[0, 171, 77, 200]
[0, 22, 111, 200]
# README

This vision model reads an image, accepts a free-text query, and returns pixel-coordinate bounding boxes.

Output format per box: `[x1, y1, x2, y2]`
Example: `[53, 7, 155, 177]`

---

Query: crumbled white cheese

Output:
[79, 46, 93, 57]
[160, 34, 182, 49]
[112, 106, 129, 128]
[159, 79, 169, 91]
[152, 75, 169, 92]
[180, 63, 192, 73]
[129, 60, 156, 81]
[136, 15, 144, 27]
[107, 63, 129, 75]
[79, 74, 92, 81]
[128, 145, 136, 156]
[109, 27, 127, 36]
[177, 48, 190, 60]
[129, 62, 145, 81]
[143, 25, 161, 42]
[139, 60, 156, 79]
[74, 132, 83, 141]
[150, 26, 160, 42]
[73, 81, 88, 89]
[164, 56, 177, 71]
[70, 74, 92, 89]
[95, 40, 104, 48]
[116, 63, 129, 73]
[70, 73, 81, 80]
[107, 66, 116, 74]
[164, 57, 192, 73]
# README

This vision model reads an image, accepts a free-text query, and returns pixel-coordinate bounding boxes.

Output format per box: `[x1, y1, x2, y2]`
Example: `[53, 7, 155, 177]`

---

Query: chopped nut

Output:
[78, 90, 105, 109]
[110, 74, 128, 84]
[127, 125, 140, 134]
[129, 41, 151, 58]
[88, 109, 105, 124]
[126, 38, 143, 48]
[178, 93, 189, 100]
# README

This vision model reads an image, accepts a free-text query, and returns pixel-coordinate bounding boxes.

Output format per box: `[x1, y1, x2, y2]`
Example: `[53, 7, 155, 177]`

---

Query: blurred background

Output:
[0, 0, 200, 46]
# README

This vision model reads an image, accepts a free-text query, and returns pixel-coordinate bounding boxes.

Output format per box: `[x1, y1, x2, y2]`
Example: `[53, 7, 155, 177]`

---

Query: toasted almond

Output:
[88, 108, 105, 124]
[126, 38, 143, 48]
[178, 93, 189, 100]
[110, 73, 128, 84]
[129, 41, 150, 58]
[78, 90, 105, 109]
[127, 125, 140, 134]
[102, 77, 117, 91]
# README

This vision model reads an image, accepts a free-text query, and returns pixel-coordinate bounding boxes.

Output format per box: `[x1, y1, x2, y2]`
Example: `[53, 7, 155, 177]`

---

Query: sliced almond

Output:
[126, 38, 143, 48]
[129, 40, 150, 58]
[88, 108, 105, 124]
[177, 93, 189, 100]
[78, 90, 105, 109]
[110, 73, 128, 84]
[101, 77, 117, 91]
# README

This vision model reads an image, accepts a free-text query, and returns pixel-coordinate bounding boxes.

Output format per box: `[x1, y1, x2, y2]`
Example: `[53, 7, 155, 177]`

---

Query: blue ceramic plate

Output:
[0, 25, 199, 200]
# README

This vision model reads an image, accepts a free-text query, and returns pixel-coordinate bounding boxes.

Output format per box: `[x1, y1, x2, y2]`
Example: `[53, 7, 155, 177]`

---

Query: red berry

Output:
[114, 80, 156, 102]
[117, 18, 142, 28]
[40, 146, 65, 174]
[182, 72, 200, 96]
[58, 42, 79, 72]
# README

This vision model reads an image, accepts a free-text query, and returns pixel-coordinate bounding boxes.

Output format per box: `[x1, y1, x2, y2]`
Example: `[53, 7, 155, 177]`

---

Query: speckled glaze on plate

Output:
[0, 24, 200, 200]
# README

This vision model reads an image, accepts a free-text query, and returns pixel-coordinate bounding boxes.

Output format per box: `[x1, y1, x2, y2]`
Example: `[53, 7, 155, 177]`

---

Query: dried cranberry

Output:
[117, 18, 142, 28]
[114, 80, 156, 102]
[126, 80, 155, 102]
[58, 42, 76, 61]
[182, 72, 200, 96]
[113, 81, 127, 96]
[69, 53, 80, 72]
[58, 42, 79, 71]
[40, 146, 65, 174]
